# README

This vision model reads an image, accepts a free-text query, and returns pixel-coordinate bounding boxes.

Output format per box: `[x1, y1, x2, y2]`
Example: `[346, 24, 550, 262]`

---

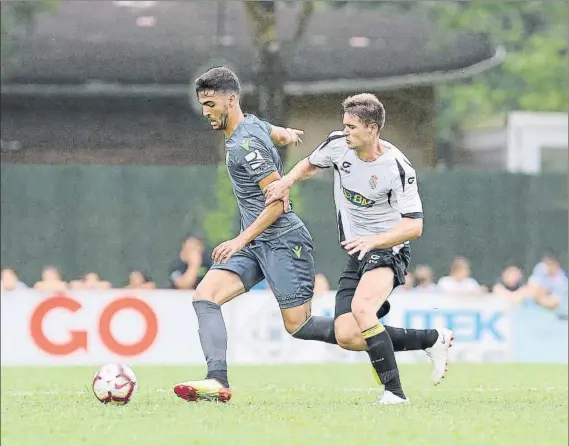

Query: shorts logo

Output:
[369, 175, 378, 189]
[368, 254, 380, 264]
[292, 246, 302, 258]
[244, 150, 265, 170]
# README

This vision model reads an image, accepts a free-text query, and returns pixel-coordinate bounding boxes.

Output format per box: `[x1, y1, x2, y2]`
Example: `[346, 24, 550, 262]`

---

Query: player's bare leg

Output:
[173, 269, 245, 403]
[351, 267, 409, 405]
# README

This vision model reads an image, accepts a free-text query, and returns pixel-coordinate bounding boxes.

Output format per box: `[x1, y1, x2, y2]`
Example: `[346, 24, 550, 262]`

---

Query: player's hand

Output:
[285, 128, 304, 146]
[212, 238, 246, 264]
[341, 236, 379, 261]
[264, 179, 292, 212]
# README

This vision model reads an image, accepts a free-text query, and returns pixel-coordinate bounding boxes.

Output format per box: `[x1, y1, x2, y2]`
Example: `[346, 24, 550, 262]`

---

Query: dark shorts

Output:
[210, 226, 315, 309]
[335, 246, 411, 319]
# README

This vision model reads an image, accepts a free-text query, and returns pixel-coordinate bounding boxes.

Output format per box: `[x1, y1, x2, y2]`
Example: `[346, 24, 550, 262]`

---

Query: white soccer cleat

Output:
[425, 328, 454, 385]
[375, 390, 411, 406]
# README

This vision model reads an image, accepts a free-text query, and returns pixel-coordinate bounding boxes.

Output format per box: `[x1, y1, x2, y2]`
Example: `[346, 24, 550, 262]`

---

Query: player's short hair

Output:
[342, 93, 385, 130]
[195, 66, 241, 95]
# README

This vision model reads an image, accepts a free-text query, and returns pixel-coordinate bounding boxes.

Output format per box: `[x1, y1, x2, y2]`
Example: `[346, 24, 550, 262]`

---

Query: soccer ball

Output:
[92, 363, 138, 405]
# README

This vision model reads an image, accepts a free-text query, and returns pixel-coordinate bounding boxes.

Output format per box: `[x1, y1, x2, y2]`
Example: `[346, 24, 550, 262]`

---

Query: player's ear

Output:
[373, 123, 380, 136]
[228, 93, 237, 108]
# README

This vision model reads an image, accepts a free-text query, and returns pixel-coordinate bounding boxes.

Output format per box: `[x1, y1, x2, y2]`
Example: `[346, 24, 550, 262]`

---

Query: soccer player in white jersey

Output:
[265, 93, 453, 405]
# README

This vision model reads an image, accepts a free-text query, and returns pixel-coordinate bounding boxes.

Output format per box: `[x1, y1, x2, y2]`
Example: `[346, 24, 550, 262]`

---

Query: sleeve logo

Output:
[244, 150, 265, 170]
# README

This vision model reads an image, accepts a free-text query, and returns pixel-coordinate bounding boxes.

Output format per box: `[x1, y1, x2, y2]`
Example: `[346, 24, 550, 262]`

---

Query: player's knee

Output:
[281, 303, 312, 334]
[193, 283, 222, 304]
[334, 320, 360, 350]
[284, 321, 300, 334]
[283, 317, 308, 334]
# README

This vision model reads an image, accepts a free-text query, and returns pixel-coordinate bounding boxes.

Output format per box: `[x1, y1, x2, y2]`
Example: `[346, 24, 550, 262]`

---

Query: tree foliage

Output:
[432, 1, 568, 137]
[328, 1, 567, 138]
[1, 1, 59, 80]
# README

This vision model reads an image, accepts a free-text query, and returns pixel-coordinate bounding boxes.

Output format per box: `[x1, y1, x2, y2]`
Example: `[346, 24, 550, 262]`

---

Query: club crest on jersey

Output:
[239, 139, 250, 151]
[369, 175, 378, 189]
[342, 187, 376, 208]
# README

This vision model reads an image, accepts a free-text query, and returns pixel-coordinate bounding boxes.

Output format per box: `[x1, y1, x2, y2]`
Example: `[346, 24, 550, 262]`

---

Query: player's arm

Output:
[277, 157, 321, 189]
[237, 172, 286, 246]
[265, 132, 344, 206]
[374, 217, 423, 249]
[212, 173, 285, 264]
[343, 217, 423, 257]
[269, 125, 304, 147]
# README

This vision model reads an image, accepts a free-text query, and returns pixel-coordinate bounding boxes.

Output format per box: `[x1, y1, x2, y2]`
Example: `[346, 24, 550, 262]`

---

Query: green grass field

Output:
[1, 364, 567, 446]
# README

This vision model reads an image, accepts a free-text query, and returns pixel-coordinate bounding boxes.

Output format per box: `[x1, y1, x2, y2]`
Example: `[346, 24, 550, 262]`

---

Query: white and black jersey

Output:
[308, 131, 423, 249]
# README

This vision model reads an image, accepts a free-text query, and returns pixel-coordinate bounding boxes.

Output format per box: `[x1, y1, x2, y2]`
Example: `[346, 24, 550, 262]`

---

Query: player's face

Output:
[198, 90, 233, 130]
[342, 114, 378, 150]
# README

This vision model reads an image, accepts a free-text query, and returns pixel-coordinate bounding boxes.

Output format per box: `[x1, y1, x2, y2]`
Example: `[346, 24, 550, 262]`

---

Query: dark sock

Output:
[384, 326, 439, 351]
[192, 300, 229, 388]
[362, 323, 405, 399]
[376, 301, 391, 320]
[292, 316, 337, 344]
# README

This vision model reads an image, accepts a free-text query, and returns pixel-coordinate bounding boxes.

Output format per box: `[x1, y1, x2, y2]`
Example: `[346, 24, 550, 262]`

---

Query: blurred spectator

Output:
[168, 232, 212, 290]
[492, 264, 528, 304]
[70, 272, 112, 289]
[33, 266, 67, 292]
[399, 271, 416, 292]
[526, 251, 568, 317]
[314, 273, 330, 297]
[125, 270, 156, 290]
[438, 256, 487, 296]
[413, 265, 438, 292]
[1, 268, 28, 291]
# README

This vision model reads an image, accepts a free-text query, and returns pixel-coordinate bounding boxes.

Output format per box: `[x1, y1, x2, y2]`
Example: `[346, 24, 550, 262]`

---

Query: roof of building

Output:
[1, 1, 503, 96]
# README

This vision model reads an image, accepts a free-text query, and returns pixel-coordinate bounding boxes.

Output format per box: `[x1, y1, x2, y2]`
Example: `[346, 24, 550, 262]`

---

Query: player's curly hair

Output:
[195, 66, 241, 95]
[342, 93, 385, 130]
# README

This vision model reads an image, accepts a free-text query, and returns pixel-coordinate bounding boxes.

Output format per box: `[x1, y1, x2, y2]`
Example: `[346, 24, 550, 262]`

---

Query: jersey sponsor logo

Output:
[239, 139, 250, 151]
[244, 150, 265, 170]
[369, 175, 378, 189]
[342, 187, 376, 208]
